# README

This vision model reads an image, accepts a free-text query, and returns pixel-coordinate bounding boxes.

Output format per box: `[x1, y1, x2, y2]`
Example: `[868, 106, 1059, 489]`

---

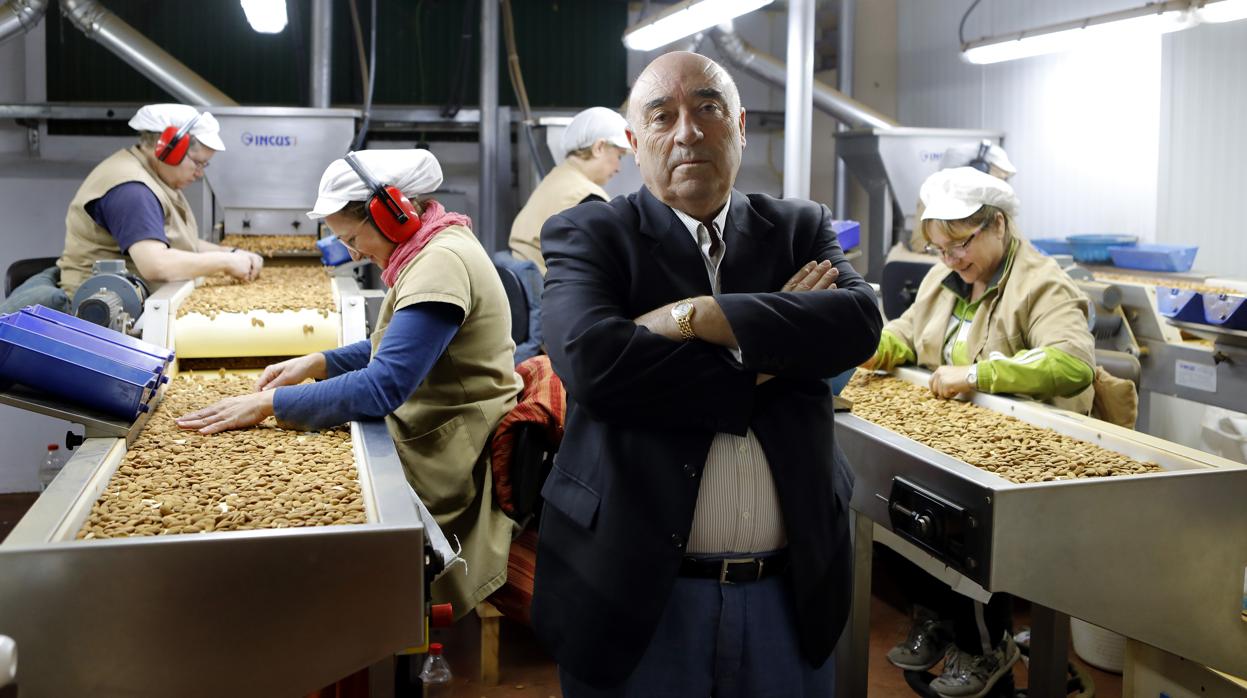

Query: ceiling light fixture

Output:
[623, 0, 775, 52]
[240, 0, 288, 34]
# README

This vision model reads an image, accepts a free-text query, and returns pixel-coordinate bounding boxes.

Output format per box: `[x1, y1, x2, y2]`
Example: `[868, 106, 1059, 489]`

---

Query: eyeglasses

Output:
[924, 221, 987, 260]
[185, 154, 211, 172]
[335, 218, 369, 253]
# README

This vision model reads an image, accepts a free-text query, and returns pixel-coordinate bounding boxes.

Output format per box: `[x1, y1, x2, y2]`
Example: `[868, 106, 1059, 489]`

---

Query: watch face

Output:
[673, 301, 693, 318]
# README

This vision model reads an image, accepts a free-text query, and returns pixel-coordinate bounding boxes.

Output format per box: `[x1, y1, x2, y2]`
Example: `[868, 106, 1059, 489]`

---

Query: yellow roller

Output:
[173, 309, 340, 358]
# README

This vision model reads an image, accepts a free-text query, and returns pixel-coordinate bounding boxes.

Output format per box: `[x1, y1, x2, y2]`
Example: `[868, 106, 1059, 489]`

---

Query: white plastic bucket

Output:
[1070, 618, 1125, 673]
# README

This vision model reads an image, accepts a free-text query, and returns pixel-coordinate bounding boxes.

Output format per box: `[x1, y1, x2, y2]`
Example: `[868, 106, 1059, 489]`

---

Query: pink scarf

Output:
[381, 199, 473, 288]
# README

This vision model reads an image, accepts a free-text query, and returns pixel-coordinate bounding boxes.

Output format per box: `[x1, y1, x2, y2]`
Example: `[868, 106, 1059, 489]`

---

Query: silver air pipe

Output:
[60, 0, 237, 106]
[309, 0, 331, 108]
[710, 24, 896, 131]
[0, 0, 49, 46]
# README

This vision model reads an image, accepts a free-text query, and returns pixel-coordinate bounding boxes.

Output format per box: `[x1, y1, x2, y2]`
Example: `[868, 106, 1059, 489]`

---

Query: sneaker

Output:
[930, 632, 1021, 698]
[887, 618, 953, 671]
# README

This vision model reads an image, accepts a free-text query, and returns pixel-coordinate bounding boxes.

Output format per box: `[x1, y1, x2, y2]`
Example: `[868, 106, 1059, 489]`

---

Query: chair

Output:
[5, 257, 59, 297]
[491, 252, 544, 364]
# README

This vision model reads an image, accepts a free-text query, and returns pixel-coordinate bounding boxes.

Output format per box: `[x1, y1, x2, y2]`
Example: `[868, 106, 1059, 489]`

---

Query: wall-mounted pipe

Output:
[0, 0, 49, 47]
[783, 0, 814, 199]
[834, 0, 856, 217]
[60, 0, 237, 107]
[309, 0, 331, 108]
[710, 24, 896, 131]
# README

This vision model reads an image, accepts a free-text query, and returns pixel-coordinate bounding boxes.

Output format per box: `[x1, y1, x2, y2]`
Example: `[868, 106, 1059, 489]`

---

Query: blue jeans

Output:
[558, 557, 836, 698]
[0, 266, 69, 315]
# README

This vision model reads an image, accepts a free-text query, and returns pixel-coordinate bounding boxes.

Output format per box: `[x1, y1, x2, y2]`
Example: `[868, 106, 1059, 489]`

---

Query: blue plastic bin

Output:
[1067, 234, 1138, 264]
[831, 220, 861, 251]
[0, 322, 157, 419]
[24, 305, 173, 366]
[4, 312, 168, 386]
[1107, 244, 1198, 273]
[1155, 288, 1207, 323]
[1031, 238, 1073, 256]
[1202, 293, 1247, 330]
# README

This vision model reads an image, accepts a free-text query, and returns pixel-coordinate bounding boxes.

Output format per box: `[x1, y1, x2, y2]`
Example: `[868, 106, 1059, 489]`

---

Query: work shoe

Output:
[887, 618, 953, 671]
[930, 632, 1021, 698]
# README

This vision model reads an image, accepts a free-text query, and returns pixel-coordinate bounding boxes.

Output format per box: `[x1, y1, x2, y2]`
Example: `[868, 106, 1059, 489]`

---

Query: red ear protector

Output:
[154, 112, 202, 166]
[343, 151, 423, 244]
[968, 139, 993, 175]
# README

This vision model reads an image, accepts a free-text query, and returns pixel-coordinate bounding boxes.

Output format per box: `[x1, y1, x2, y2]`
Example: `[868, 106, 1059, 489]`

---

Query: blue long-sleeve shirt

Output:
[272, 302, 463, 429]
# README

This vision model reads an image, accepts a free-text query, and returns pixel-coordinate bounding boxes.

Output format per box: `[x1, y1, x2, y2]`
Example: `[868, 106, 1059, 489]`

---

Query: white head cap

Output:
[128, 104, 225, 151]
[560, 107, 630, 158]
[920, 167, 1020, 221]
[307, 149, 443, 220]
[941, 141, 1017, 177]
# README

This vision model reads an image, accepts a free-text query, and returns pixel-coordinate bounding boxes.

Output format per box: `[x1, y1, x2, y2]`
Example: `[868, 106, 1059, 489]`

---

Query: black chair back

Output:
[494, 262, 530, 345]
[5, 257, 59, 297]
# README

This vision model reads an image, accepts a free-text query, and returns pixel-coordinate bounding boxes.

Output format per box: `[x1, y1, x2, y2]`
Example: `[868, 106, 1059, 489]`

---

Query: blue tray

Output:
[1031, 238, 1073, 256]
[23, 305, 173, 367]
[5, 312, 168, 384]
[1067, 234, 1138, 264]
[0, 322, 156, 419]
[1108, 244, 1198, 273]
[831, 220, 861, 251]
[317, 235, 353, 266]
[1202, 294, 1247, 330]
[1155, 288, 1206, 323]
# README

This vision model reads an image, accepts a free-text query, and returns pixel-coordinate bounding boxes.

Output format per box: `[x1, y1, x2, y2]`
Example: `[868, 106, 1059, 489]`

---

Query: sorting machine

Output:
[0, 270, 449, 696]
[834, 367, 1247, 698]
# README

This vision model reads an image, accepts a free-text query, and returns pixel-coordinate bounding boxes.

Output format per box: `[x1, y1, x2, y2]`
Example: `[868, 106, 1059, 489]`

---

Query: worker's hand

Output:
[221, 251, 256, 282]
[928, 365, 973, 399]
[243, 251, 264, 281]
[256, 353, 328, 391]
[782, 260, 839, 292]
[175, 391, 276, 435]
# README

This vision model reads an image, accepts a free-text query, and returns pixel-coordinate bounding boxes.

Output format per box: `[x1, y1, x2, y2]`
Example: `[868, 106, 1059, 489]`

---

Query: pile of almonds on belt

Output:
[77, 371, 365, 539]
[841, 372, 1161, 483]
[221, 234, 319, 256]
[177, 261, 335, 318]
[1093, 271, 1242, 296]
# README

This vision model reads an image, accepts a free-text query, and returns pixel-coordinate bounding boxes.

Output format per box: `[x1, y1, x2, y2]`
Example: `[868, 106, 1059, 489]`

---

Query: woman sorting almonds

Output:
[177, 149, 521, 619]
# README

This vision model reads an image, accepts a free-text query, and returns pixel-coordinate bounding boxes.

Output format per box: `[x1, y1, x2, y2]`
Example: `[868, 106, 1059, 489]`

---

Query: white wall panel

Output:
[898, 0, 1160, 241]
[1157, 21, 1247, 278]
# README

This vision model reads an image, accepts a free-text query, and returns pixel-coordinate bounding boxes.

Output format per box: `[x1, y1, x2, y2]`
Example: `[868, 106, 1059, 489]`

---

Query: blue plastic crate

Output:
[317, 235, 353, 266]
[1202, 293, 1247, 330]
[1067, 234, 1138, 264]
[7, 311, 168, 385]
[1031, 238, 1073, 256]
[1155, 287, 1207, 323]
[1107, 244, 1198, 273]
[831, 220, 861, 251]
[0, 322, 157, 419]
[24, 305, 173, 367]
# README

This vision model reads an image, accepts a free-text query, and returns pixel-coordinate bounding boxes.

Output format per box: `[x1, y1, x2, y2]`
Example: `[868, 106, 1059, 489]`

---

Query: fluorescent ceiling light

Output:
[962, 2, 1194, 65]
[1197, 0, 1247, 23]
[241, 0, 288, 34]
[623, 0, 775, 51]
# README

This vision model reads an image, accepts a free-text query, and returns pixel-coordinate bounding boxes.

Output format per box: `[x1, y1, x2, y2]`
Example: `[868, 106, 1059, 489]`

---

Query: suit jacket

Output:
[533, 185, 883, 687]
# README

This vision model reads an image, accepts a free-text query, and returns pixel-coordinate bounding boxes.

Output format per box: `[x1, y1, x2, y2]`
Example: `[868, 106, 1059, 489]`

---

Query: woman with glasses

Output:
[177, 149, 521, 621]
[864, 167, 1096, 698]
[59, 105, 262, 295]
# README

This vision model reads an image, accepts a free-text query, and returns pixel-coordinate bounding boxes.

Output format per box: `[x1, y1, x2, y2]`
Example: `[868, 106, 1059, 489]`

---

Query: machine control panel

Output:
[888, 477, 984, 575]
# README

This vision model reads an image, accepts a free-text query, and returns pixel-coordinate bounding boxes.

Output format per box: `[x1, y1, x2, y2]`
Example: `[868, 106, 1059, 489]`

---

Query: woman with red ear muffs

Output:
[178, 148, 523, 621]
[49, 103, 263, 300]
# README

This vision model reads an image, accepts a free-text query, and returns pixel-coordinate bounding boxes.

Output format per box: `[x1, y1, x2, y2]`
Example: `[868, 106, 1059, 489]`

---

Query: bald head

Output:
[625, 52, 746, 222]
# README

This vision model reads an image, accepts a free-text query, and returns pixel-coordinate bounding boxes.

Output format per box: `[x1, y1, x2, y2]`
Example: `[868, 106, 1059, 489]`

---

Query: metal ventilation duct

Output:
[0, 0, 49, 46]
[710, 25, 896, 131]
[59, 0, 237, 107]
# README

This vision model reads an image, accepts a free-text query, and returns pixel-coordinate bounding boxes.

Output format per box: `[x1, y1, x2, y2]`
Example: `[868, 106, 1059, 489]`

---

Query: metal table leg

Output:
[837, 509, 875, 697]
[1028, 603, 1070, 698]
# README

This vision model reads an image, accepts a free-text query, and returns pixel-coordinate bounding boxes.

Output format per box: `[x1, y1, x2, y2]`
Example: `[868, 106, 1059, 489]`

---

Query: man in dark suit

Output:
[534, 51, 882, 697]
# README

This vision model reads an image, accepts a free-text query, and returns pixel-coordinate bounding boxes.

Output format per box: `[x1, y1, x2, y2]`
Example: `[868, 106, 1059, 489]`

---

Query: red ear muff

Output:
[155, 124, 191, 165]
[367, 185, 423, 243]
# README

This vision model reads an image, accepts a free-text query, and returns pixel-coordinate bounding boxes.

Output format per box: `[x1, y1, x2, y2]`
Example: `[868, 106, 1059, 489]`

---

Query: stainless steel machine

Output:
[834, 367, 1247, 698]
[837, 127, 1005, 282]
[0, 275, 446, 696]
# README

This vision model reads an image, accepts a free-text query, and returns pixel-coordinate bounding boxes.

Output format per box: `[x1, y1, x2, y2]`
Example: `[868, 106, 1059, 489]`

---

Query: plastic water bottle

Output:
[418, 642, 452, 697]
[38, 444, 67, 491]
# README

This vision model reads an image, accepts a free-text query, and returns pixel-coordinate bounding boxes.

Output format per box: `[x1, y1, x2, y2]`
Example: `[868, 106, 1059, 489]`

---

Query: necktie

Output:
[703, 222, 724, 267]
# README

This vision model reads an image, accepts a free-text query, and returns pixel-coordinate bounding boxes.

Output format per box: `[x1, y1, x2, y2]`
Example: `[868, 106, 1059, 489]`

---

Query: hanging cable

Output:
[443, 2, 477, 118]
[347, 0, 369, 94]
[350, 0, 378, 151]
[958, 0, 985, 46]
[500, 0, 552, 178]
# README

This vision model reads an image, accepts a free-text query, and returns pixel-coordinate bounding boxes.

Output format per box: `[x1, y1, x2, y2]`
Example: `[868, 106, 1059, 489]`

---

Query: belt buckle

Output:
[719, 557, 762, 584]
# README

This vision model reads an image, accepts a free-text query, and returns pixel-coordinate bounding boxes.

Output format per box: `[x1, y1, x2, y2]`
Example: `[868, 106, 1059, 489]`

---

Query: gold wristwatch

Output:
[671, 298, 697, 341]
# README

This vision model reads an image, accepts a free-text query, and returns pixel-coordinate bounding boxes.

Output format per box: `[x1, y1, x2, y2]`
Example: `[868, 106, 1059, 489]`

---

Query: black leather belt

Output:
[678, 551, 790, 584]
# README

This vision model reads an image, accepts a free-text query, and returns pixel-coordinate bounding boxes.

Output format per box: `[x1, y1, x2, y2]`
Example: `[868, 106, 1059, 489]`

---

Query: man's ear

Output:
[625, 128, 638, 152]
[739, 107, 747, 149]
